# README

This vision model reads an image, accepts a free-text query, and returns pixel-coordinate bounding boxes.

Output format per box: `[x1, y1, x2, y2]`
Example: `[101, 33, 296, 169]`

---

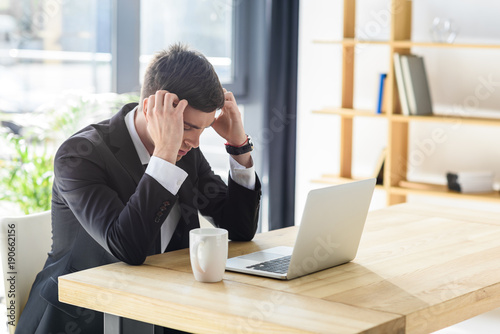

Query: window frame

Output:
[222, 0, 248, 98]
[112, 0, 249, 98]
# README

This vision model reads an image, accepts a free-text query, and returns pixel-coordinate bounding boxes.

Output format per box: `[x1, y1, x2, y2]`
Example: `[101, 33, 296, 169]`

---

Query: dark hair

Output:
[140, 43, 224, 113]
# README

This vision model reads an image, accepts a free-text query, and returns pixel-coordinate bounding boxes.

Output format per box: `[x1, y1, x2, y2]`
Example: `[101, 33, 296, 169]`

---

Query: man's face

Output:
[177, 105, 216, 161]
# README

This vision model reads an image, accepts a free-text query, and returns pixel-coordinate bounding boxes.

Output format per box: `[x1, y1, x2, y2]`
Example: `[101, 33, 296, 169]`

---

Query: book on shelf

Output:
[446, 171, 494, 193]
[393, 53, 434, 116]
[375, 73, 387, 114]
[400, 54, 433, 116]
[393, 53, 410, 116]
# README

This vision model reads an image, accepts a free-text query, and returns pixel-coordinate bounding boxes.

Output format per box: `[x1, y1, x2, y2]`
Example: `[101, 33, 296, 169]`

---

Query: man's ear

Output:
[142, 98, 148, 117]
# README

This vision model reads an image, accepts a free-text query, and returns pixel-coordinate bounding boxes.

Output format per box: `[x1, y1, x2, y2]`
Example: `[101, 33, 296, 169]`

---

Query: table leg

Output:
[104, 313, 163, 334]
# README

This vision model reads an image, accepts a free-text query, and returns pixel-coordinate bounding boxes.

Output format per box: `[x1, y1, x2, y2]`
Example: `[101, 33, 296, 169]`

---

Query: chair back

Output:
[0, 210, 52, 334]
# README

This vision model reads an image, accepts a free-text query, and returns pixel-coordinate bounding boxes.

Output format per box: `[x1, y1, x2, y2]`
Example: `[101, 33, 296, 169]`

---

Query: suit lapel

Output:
[108, 103, 144, 185]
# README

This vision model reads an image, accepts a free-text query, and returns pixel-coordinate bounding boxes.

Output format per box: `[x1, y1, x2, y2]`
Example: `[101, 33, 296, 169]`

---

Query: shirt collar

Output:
[124, 106, 150, 165]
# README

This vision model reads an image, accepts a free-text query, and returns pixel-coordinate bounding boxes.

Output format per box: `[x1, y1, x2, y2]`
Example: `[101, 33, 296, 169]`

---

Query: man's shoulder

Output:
[54, 121, 112, 163]
[55, 102, 136, 159]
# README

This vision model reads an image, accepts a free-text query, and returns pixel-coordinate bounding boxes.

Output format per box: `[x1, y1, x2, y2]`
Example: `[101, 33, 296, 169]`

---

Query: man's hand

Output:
[212, 89, 253, 168]
[144, 90, 188, 164]
[212, 89, 247, 146]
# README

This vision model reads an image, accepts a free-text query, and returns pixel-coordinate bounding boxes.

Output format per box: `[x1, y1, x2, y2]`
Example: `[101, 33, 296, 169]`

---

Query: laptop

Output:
[225, 178, 376, 280]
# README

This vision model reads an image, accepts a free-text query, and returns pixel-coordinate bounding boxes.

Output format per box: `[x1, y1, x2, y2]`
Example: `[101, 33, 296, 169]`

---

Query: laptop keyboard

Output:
[246, 255, 291, 274]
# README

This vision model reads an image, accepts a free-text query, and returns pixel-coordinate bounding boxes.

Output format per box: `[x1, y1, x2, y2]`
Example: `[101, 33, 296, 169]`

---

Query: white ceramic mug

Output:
[189, 228, 228, 283]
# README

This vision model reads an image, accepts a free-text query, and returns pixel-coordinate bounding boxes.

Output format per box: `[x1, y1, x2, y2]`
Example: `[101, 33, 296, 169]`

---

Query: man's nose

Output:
[185, 131, 201, 148]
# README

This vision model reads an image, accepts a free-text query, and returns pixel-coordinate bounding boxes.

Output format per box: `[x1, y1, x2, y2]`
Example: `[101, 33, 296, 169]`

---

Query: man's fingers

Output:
[146, 95, 156, 117]
[163, 91, 180, 109]
[176, 99, 188, 112]
[149, 90, 186, 116]
[154, 90, 166, 111]
[224, 90, 236, 102]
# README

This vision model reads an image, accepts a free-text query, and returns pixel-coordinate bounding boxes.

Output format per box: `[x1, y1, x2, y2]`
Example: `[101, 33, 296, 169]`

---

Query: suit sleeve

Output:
[53, 136, 176, 265]
[194, 150, 262, 241]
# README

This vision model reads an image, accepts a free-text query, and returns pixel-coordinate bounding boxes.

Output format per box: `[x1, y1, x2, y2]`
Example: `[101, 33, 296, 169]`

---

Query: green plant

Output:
[0, 132, 53, 214]
[0, 92, 139, 214]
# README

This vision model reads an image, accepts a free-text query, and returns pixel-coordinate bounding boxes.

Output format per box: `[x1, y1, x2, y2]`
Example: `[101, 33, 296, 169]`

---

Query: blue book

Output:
[376, 73, 387, 114]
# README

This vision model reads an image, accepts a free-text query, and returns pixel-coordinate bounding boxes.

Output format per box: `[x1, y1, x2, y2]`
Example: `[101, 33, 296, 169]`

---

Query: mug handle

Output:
[191, 239, 205, 274]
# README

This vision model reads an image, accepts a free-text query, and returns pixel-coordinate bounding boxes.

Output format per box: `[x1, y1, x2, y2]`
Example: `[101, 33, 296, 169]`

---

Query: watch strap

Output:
[225, 135, 254, 155]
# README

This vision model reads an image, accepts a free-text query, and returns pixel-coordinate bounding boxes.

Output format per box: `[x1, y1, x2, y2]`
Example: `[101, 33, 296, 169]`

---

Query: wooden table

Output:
[59, 203, 500, 333]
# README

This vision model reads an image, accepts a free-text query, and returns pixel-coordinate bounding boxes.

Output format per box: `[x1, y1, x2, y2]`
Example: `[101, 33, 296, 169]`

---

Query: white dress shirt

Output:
[124, 106, 256, 251]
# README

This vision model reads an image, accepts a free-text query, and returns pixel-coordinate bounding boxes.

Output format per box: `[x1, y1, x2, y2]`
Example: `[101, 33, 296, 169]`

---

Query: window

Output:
[0, 0, 112, 113]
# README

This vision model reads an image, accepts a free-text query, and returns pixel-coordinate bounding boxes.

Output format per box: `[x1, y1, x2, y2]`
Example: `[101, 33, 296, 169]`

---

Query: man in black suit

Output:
[17, 44, 261, 333]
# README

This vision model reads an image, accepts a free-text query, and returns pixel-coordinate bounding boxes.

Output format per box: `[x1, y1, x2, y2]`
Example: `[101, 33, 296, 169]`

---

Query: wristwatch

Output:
[225, 135, 254, 155]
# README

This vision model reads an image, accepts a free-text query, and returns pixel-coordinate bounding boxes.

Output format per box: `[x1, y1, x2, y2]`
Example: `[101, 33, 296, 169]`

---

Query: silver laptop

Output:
[225, 178, 376, 280]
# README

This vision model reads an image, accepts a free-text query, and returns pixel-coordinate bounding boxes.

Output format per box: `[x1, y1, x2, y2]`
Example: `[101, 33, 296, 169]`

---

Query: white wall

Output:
[296, 0, 500, 222]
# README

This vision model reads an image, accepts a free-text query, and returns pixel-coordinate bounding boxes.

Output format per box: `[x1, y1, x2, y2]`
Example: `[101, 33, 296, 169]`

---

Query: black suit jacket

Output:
[16, 103, 261, 333]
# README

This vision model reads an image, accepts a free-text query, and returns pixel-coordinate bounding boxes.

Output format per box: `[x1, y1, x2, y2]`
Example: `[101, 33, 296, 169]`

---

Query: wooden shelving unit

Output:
[313, 0, 500, 205]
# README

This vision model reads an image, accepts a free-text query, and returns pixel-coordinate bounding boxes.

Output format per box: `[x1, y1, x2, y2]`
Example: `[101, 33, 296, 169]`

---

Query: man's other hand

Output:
[212, 89, 247, 146]
[213, 89, 253, 168]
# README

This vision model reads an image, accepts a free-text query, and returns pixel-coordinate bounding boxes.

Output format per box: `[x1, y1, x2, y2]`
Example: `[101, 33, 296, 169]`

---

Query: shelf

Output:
[313, 39, 500, 49]
[390, 114, 500, 127]
[392, 41, 500, 49]
[313, 110, 500, 127]
[313, 38, 500, 49]
[312, 177, 500, 203]
[313, 108, 385, 118]
[392, 181, 500, 204]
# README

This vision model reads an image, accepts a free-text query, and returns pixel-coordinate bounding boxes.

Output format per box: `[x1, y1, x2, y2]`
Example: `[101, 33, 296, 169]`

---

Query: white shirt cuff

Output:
[229, 156, 256, 191]
[145, 156, 188, 195]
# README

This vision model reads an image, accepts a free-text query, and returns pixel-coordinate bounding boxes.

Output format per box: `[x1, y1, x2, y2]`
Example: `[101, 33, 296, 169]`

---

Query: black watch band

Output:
[225, 136, 254, 155]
